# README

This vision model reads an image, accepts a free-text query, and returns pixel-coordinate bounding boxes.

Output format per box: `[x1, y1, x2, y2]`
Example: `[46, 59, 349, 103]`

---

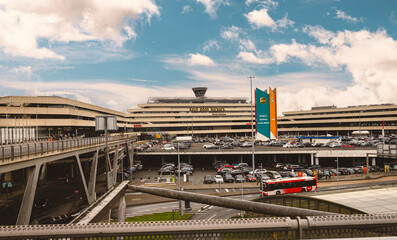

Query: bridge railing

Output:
[0, 136, 134, 163]
[0, 214, 396, 239]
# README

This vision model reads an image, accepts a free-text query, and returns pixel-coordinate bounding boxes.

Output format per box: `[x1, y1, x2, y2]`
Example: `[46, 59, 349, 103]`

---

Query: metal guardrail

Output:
[0, 136, 134, 163]
[0, 213, 396, 239]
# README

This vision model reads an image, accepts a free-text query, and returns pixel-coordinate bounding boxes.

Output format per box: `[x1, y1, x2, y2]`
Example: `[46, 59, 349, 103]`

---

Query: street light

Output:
[249, 76, 255, 172]
[335, 157, 340, 190]
[176, 136, 192, 219]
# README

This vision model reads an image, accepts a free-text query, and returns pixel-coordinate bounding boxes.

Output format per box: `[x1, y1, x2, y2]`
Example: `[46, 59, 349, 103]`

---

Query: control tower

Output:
[192, 87, 207, 98]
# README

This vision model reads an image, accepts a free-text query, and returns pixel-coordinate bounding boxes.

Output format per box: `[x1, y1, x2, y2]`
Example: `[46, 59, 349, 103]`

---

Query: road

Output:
[125, 180, 397, 220]
[124, 193, 258, 220]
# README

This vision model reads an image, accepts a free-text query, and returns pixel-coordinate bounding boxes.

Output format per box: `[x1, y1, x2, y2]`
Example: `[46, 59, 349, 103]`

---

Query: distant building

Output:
[127, 87, 253, 138]
[278, 104, 397, 137]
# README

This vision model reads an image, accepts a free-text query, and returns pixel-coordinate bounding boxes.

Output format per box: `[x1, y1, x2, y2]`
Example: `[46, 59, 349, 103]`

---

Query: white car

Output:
[214, 175, 224, 183]
[162, 144, 175, 150]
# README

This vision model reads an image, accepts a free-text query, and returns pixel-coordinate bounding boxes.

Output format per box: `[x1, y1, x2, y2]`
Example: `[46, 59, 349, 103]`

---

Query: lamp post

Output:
[175, 136, 192, 219]
[336, 157, 340, 190]
[249, 76, 255, 172]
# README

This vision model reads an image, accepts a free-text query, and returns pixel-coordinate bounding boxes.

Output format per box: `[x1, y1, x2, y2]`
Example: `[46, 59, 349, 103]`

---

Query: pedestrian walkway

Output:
[312, 186, 397, 214]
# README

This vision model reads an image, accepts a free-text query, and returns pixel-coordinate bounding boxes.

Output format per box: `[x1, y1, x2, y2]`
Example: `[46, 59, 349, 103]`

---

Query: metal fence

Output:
[0, 213, 396, 239]
[0, 136, 133, 163]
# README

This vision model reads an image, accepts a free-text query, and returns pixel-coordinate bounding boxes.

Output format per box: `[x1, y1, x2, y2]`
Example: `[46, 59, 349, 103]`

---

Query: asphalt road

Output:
[124, 180, 397, 221]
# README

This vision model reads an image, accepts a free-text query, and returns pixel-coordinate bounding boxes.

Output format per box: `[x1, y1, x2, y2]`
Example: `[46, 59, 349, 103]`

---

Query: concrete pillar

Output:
[310, 153, 314, 166]
[117, 195, 126, 222]
[315, 154, 319, 166]
[188, 155, 191, 164]
[273, 155, 276, 163]
[38, 163, 48, 186]
[240, 155, 243, 163]
[17, 164, 41, 225]
[213, 155, 217, 165]
[161, 155, 165, 165]
[70, 164, 74, 179]
[298, 155, 301, 164]
[372, 157, 376, 166]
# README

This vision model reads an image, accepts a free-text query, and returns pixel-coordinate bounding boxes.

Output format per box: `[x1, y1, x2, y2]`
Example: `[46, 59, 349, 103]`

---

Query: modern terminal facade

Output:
[278, 104, 397, 137]
[127, 87, 253, 138]
[1, 91, 397, 143]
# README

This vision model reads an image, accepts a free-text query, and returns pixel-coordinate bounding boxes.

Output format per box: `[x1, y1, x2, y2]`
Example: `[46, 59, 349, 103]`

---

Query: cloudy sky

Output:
[1, 0, 397, 114]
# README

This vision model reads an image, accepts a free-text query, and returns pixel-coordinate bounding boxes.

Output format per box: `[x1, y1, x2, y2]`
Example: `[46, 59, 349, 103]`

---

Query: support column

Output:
[298, 155, 301, 164]
[17, 164, 41, 225]
[161, 155, 165, 165]
[188, 155, 191, 164]
[310, 153, 314, 166]
[87, 150, 99, 204]
[372, 157, 376, 166]
[273, 155, 276, 163]
[117, 195, 126, 222]
[240, 155, 243, 163]
[38, 163, 48, 186]
[75, 154, 90, 204]
[213, 155, 217, 165]
[315, 154, 319, 166]
[112, 145, 120, 185]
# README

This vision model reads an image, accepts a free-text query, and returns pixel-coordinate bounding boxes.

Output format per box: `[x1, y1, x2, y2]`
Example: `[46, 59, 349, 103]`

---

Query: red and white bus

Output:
[260, 177, 317, 196]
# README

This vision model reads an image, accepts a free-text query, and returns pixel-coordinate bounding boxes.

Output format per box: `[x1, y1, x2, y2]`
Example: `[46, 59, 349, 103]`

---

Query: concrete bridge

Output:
[0, 136, 135, 225]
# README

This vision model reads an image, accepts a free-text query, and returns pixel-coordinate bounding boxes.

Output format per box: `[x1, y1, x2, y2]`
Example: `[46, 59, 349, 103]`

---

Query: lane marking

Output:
[208, 205, 214, 210]
[215, 189, 219, 193]
[208, 214, 217, 220]
[225, 188, 229, 192]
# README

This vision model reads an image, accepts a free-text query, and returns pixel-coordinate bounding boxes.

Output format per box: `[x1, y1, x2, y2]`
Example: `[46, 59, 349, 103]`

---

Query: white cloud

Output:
[245, 8, 293, 31]
[220, 26, 240, 40]
[239, 39, 256, 51]
[245, 8, 275, 28]
[335, 9, 361, 23]
[245, 0, 278, 8]
[267, 27, 397, 111]
[0, 0, 160, 60]
[189, 53, 216, 66]
[181, 5, 193, 14]
[203, 40, 220, 52]
[237, 51, 272, 64]
[197, 0, 229, 19]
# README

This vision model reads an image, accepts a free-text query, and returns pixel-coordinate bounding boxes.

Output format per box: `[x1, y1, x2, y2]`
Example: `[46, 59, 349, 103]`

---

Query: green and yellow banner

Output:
[255, 87, 277, 140]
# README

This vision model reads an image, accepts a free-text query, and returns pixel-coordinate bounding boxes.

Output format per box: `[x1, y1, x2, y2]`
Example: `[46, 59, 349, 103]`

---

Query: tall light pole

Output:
[249, 76, 255, 172]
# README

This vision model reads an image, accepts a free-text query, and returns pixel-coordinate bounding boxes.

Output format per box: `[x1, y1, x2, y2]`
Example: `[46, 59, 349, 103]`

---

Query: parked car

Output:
[221, 143, 233, 149]
[254, 169, 267, 178]
[203, 144, 219, 149]
[218, 167, 233, 175]
[241, 142, 252, 147]
[234, 174, 245, 183]
[245, 174, 256, 182]
[162, 144, 175, 151]
[266, 170, 282, 179]
[223, 173, 235, 183]
[204, 175, 214, 184]
[231, 169, 243, 176]
[214, 175, 224, 183]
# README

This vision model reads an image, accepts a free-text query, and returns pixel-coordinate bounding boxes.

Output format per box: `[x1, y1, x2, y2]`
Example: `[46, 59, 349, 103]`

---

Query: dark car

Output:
[158, 166, 175, 175]
[204, 175, 214, 184]
[234, 174, 245, 183]
[223, 173, 235, 183]
[218, 167, 233, 175]
[231, 169, 243, 176]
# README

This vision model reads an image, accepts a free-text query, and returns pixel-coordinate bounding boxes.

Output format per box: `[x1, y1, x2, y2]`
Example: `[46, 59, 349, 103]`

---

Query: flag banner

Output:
[269, 87, 277, 139]
[255, 88, 270, 140]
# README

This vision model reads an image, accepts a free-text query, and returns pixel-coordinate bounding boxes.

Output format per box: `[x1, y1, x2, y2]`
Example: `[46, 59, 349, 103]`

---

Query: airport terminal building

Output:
[1, 90, 397, 142]
[278, 104, 397, 137]
[126, 87, 253, 138]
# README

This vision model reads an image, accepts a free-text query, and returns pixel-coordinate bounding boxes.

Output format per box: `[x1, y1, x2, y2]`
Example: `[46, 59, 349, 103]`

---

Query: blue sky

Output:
[1, 0, 397, 114]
